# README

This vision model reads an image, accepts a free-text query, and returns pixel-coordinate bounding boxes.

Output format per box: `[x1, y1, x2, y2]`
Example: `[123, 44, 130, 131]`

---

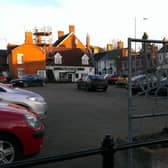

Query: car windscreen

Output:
[89, 75, 105, 80]
[20, 75, 32, 80]
[132, 75, 146, 81]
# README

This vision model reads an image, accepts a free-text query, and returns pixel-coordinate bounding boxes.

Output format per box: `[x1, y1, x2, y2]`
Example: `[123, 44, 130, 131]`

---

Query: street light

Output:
[134, 17, 148, 49]
[134, 17, 148, 74]
[134, 17, 137, 49]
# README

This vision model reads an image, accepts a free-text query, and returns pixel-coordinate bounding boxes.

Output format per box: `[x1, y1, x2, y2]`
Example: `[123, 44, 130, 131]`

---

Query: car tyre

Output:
[77, 84, 81, 90]
[102, 87, 108, 92]
[41, 81, 46, 87]
[0, 134, 23, 164]
[85, 85, 90, 91]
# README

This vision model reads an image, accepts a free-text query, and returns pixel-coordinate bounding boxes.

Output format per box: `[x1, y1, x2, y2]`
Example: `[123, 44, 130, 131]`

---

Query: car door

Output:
[27, 75, 41, 86]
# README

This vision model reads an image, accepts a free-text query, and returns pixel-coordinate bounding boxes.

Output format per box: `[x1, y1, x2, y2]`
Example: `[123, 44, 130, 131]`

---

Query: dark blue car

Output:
[77, 74, 108, 92]
[10, 74, 47, 87]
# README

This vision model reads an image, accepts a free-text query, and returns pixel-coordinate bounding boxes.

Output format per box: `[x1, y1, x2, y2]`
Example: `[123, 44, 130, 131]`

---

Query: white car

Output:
[0, 83, 47, 119]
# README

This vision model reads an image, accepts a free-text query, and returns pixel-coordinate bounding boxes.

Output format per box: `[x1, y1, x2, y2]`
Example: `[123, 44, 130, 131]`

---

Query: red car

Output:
[104, 74, 118, 84]
[0, 102, 45, 164]
[0, 73, 7, 83]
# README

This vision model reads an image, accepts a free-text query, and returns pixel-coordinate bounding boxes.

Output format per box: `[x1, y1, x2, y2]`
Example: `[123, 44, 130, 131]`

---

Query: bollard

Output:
[101, 135, 114, 168]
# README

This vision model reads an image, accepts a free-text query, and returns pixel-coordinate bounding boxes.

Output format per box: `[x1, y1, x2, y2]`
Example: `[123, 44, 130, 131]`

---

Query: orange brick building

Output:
[52, 25, 87, 51]
[8, 32, 46, 78]
[7, 25, 92, 80]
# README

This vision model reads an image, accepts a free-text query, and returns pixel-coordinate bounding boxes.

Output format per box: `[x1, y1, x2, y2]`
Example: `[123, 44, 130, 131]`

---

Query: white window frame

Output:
[81, 54, 89, 65]
[37, 70, 46, 78]
[17, 68, 24, 78]
[54, 53, 62, 64]
[17, 53, 24, 64]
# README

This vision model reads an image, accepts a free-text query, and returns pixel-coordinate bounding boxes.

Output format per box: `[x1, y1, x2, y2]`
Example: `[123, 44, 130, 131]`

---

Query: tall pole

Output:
[128, 38, 133, 168]
[134, 17, 136, 49]
[134, 17, 137, 75]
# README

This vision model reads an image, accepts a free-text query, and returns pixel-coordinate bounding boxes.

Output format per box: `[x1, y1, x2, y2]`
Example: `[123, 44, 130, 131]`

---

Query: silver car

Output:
[0, 83, 47, 119]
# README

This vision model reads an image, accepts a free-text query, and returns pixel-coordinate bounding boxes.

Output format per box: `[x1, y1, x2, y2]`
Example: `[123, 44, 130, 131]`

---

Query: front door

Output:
[67, 73, 73, 82]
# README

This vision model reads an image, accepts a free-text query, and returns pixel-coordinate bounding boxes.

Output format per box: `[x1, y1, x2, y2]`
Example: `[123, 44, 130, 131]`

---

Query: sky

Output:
[0, 0, 168, 49]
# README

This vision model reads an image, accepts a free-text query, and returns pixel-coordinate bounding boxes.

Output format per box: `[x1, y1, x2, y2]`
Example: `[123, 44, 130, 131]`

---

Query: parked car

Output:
[77, 74, 108, 92]
[116, 75, 128, 87]
[125, 74, 147, 94]
[104, 74, 118, 84]
[125, 74, 159, 95]
[0, 101, 45, 164]
[0, 83, 47, 119]
[0, 73, 7, 83]
[10, 74, 47, 87]
[148, 77, 168, 96]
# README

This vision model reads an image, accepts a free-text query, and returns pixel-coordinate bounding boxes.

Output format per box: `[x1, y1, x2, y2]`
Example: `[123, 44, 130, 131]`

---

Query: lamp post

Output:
[134, 17, 137, 49]
[134, 17, 148, 75]
[134, 17, 137, 75]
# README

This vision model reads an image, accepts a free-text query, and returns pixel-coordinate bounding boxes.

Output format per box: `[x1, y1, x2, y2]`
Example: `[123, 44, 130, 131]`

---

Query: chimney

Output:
[25, 32, 33, 44]
[117, 40, 124, 49]
[86, 33, 90, 48]
[69, 25, 75, 33]
[58, 31, 64, 39]
[121, 48, 128, 57]
[107, 44, 113, 51]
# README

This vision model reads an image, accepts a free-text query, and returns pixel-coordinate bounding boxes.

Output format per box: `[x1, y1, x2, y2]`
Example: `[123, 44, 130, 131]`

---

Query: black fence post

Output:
[101, 135, 114, 168]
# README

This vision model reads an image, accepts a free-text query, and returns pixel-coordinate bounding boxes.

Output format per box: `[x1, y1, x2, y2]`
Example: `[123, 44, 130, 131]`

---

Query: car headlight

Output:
[27, 97, 38, 101]
[27, 96, 44, 102]
[24, 114, 41, 128]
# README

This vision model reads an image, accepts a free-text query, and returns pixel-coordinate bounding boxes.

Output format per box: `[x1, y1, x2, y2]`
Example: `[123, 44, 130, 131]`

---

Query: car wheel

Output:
[23, 82, 28, 87]
[77, 84, 81, 90]
[0, 134, 23, 164]
[41, 81, 46, 87]
[102, 88, 107, 92]
[85, 85, 90, 91]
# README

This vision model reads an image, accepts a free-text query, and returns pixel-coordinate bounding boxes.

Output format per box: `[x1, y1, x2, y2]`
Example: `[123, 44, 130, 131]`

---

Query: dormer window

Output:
[54, 52, 62, 64]
[81, 54, 89, 65]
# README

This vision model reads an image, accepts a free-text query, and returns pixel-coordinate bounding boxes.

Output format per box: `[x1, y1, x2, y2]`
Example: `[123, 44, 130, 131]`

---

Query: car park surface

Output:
[0, 102, 45, 164]
[23, 83, 168, 168]
[0, 83, 47, 119]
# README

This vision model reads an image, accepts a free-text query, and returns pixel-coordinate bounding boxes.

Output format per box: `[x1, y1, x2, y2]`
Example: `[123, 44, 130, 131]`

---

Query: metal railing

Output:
[2, 135, 168, 168]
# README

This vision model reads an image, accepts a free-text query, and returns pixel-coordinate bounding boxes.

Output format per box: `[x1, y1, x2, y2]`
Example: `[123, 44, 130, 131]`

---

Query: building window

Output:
[17, 68, 24, 78]
[54, 53, 62, 64]
[37, 70, 46, 78]
[17, 53, 24, 64]
[59, 72, 66, 81]
[75, 73, 79, 78]
[81, 54, 89, 65]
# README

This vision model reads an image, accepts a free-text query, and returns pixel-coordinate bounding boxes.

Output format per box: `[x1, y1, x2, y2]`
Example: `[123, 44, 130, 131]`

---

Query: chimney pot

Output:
[69, 25, 75, 33]
[25, 32, 33, 44]
[58, 31, 64, 39]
